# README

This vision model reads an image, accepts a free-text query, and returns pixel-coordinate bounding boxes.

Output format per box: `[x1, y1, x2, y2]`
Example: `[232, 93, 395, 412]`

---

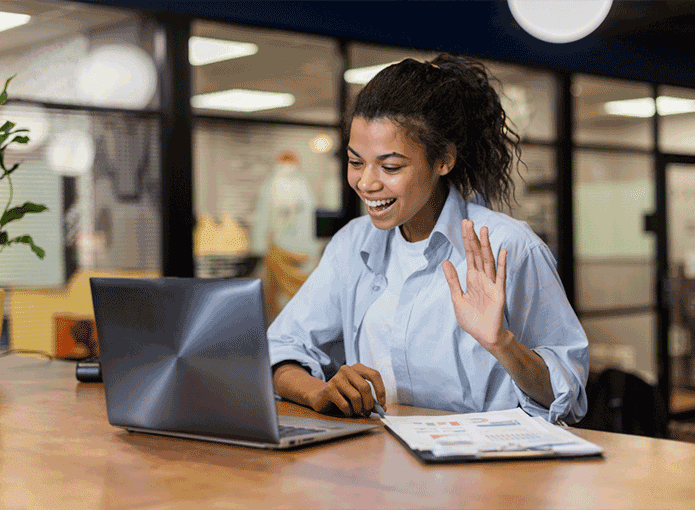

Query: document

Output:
[381, 408, 603, 462]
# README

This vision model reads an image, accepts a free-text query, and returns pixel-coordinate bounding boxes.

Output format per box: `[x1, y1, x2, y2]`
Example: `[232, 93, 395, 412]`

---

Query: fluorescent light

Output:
[189, 37, 258, 66]
[344, 62, 399, 85]
[656, 96, 695, 115]
[0, 11, 30, 32]
[604, 96, 695, 117]
[604, 98, 654, 117]
[191, 89, 295, 112]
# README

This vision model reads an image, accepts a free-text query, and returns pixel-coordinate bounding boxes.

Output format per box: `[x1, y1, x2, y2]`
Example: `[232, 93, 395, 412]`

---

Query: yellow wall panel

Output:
[8, 269, 159, 355]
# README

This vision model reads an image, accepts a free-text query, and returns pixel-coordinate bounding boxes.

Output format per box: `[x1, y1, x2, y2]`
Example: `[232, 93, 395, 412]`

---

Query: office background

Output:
[1, 0, 695, 424]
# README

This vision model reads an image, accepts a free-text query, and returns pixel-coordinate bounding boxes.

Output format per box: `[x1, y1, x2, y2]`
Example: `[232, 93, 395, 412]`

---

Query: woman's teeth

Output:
[365, 198, 396, 208]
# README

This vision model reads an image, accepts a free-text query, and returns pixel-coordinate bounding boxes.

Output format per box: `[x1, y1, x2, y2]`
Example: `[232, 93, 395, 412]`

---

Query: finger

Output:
[467, 221, 484, 274]
[343, 367, 375, 413]
[461, 220, 476, 274]
[497, 248, 508, 291]
[480, 226, 496, 282]
[326, 384, 353, 416]
[353, 364, 387, 410]
[442, 260, 464, 304]
[334, 369, 366, 414]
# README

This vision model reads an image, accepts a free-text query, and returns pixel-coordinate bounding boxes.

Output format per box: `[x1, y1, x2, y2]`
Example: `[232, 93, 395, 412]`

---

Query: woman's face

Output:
[347, 117, 453, 242]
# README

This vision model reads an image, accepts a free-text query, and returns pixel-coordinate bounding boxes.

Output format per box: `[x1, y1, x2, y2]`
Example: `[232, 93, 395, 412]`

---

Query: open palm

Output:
[442, 220, 508, 350]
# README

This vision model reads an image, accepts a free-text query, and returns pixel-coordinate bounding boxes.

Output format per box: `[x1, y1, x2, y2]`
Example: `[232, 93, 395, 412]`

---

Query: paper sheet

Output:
[381, 408, 602, 458]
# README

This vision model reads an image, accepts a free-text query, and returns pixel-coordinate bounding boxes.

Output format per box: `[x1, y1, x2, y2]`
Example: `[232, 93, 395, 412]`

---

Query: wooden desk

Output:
[2, 356, 695, 510]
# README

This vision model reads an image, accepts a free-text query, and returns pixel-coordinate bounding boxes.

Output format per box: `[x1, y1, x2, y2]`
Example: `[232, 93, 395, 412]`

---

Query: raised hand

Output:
[442, 220, 510, 351]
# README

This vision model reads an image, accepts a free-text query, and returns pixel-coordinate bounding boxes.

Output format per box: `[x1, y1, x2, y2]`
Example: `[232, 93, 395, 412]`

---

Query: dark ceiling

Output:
[584, 0, 695, 48]
[78, 0, 695, 88]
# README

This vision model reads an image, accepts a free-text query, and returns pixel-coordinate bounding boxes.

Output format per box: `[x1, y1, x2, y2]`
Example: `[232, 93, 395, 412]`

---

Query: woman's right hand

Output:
[307, 363, 387, 417]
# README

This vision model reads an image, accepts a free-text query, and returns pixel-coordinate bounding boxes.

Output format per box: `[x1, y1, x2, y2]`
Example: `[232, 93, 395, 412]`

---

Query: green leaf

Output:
[0, 75, 16, 106]
[10, 135, 29, 145]
[0, 231, 7, 244]
[0, 121, 15, 133]
[7, 234, 45, 259]
[0, 202, 49, 227]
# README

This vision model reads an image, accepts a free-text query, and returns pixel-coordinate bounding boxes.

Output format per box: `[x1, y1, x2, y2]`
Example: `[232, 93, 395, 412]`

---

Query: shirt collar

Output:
[360, 184, 469, 273]
[427, 184, 468, 260]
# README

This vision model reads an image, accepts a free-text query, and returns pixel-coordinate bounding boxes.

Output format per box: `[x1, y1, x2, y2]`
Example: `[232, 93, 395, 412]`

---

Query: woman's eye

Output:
[348, 160, 363, 168]
[383, 166, 401, 172]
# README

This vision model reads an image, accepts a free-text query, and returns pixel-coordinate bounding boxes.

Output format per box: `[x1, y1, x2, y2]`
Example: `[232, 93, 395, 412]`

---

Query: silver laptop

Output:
[89, 277, 377, 449]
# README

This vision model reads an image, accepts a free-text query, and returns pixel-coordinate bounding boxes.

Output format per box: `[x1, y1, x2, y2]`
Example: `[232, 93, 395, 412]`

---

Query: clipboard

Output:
[380, 408, 604, 464]
[384, 425, 603, 464]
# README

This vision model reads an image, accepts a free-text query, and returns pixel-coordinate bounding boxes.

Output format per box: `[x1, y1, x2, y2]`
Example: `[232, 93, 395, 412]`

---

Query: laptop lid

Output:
[90, 277, 281, 444]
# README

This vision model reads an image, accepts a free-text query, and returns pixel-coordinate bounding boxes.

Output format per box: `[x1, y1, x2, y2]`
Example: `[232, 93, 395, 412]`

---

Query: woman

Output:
[269, 54, 588, 424]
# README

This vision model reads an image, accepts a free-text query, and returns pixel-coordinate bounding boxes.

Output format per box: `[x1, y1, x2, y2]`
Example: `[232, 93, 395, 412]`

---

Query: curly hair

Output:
[348, 53, 523, 211]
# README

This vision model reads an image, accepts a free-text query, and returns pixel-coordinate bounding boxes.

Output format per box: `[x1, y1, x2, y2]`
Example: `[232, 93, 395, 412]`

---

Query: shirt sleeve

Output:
[504, 244, 590, 424]
[267, 233, 345, 382]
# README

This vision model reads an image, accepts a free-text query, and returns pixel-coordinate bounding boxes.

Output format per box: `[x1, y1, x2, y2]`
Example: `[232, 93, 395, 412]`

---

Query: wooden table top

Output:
[3, 355, 695, 510]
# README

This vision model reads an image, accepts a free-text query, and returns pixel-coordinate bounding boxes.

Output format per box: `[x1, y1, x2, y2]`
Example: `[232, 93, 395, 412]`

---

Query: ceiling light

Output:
[310, 135, 332, 154]
[189, 37, 258, 66]
[191, 89, 295, 112]
[76, 44, 158, 109]
[344, 62, 399, 85]
[604, 96, 695, 117]
[508, 0, 613, 44]
[656, 96, 695, 116]
[0, 11, 30, 32]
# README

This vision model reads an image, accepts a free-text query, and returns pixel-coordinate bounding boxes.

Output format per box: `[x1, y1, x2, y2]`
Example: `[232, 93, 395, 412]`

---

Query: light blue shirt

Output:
[268, 186, 589, 424]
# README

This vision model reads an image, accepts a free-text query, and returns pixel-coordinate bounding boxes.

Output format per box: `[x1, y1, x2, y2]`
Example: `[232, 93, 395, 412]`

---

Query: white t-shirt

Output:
[359, 226, 428, 404]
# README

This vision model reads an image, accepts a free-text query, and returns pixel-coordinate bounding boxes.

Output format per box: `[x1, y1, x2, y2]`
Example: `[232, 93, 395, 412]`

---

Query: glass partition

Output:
[667, 163, 695, 413]
[0, 0, 159, 110]
[190, 20, 341, 321]
[573, 75, 653, 150]
[574, 149, 656, 382]
[0, 1, 162, 356]
[658, 85, 695, 154]
[191, 20, 341, 124]
[486, 62, 558, 143]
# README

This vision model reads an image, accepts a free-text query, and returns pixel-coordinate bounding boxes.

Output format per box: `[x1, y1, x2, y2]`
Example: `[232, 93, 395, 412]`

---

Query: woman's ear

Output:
[437, 144, 457, 176]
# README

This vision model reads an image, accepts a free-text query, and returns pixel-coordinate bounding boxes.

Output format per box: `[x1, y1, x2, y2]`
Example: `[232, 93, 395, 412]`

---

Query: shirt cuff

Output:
[513, 347, 586, 424]
[270, 344, 328, 382]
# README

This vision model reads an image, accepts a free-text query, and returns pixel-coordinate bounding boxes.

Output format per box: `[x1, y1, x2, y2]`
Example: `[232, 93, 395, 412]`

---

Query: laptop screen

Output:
[90, 277, 280, 443]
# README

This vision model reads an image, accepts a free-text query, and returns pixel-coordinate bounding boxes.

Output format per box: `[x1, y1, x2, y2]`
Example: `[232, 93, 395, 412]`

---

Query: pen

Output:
[367, 380, 386, 418]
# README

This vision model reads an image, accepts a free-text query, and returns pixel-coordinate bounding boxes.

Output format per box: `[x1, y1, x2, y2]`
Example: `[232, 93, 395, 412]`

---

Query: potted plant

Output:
[0, 75, 49, 333]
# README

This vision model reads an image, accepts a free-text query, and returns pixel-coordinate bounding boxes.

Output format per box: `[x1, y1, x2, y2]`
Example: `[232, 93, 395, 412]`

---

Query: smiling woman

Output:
[347, 117, 453, 242]
[269, 54, 589, 426]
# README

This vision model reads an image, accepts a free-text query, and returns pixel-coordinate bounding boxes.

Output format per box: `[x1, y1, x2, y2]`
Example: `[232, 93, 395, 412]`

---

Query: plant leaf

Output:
[6, 234, 45, 259]
[0, 202, 49, 227]
[0, 121, 15, 133]
[9, 135, 29, 145]
[0, 231, 7, 244]
[0, 75, 16, 106]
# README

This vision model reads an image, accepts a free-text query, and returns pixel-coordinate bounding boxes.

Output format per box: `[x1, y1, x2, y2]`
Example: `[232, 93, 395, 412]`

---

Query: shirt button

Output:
[372, 285, 380, 291]
[353, 326, 357, 333]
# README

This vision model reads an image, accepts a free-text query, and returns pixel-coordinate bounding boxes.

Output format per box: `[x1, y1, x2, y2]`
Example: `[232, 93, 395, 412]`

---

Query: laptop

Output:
[89, 277, 377, 449]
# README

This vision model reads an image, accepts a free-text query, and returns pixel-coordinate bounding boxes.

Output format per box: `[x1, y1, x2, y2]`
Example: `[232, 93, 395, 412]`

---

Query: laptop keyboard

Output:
[278, 425, 326, 438]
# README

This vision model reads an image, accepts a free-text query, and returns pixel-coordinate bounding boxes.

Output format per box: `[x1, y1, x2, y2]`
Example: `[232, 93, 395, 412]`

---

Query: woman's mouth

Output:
[364, 197, 397, 215]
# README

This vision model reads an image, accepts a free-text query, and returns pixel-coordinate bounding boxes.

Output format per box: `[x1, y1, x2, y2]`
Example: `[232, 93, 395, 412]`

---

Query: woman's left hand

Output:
[442, 219, 510, 352]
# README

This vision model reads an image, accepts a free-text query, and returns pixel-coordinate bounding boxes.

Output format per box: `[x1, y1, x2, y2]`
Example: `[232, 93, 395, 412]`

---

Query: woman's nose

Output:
[358, 165, 381, 191]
